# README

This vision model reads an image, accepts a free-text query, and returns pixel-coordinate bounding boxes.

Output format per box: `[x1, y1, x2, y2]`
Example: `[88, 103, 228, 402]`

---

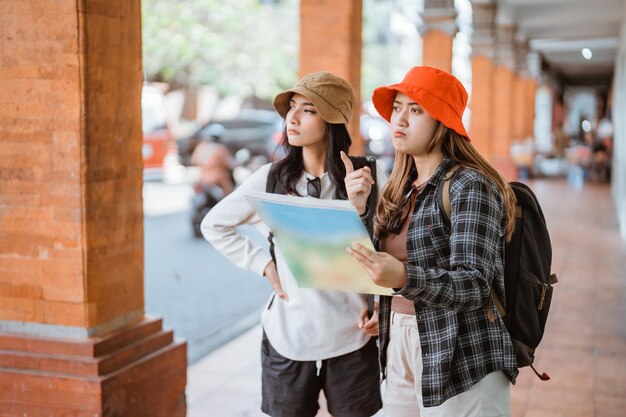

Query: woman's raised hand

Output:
[341, 151, 375, 216]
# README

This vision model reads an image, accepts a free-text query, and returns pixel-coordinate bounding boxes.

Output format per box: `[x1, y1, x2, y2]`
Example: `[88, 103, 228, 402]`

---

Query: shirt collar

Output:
[304, 171, 328, 180]
[426, 156, 457, 188]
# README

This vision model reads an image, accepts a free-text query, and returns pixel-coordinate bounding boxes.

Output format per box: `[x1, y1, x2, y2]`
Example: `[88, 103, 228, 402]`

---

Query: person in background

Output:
[590, 113, 613, 182]
[191, 130, 235, 195]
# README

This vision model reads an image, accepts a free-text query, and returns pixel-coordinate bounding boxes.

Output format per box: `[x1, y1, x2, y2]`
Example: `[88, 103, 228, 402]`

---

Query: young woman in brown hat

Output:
[345, 66, 518, 416]
[202, 71, 384, 417]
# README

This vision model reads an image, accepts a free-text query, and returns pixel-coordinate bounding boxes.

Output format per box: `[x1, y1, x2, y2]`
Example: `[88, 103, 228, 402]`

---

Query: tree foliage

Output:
[142, 0, 298, 98]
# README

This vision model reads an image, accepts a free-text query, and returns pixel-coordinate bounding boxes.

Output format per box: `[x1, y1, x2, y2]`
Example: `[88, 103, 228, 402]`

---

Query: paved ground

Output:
[186, 178, 626, 417]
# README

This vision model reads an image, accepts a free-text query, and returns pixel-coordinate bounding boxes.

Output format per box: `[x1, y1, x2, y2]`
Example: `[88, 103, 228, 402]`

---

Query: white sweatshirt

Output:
[201, 162, 383, 361]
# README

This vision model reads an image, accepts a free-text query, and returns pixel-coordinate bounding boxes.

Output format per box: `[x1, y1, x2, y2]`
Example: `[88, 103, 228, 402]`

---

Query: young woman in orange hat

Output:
[345, 66, 518, 416]
[202, 71, 384, 417]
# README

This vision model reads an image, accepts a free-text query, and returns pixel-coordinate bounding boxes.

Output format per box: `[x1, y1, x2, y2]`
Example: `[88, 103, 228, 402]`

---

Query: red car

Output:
[142, 86, 175, 179]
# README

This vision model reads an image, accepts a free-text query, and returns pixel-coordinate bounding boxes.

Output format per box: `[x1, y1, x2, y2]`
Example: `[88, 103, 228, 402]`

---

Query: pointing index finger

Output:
[340, 151, 354, 174]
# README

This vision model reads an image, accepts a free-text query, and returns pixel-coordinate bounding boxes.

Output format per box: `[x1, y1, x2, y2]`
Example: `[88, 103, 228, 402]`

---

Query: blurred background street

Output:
[142, 170, 272, 364]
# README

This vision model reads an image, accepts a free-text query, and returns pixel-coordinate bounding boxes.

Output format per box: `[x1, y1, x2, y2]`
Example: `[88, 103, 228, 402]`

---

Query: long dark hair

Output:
[269, 123, 352, 199]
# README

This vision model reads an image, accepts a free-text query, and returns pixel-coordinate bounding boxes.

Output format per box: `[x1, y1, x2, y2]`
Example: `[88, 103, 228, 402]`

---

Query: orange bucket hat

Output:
[372, 66, 470, 141]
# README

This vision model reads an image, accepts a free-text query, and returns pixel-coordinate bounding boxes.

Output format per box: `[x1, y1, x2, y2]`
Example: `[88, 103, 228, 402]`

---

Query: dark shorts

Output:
[261, 332, 382, 417]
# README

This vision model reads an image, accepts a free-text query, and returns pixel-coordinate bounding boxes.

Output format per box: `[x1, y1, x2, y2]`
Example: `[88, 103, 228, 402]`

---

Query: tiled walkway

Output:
[509, 180, 626, 417]
[187, 179, 626, 417]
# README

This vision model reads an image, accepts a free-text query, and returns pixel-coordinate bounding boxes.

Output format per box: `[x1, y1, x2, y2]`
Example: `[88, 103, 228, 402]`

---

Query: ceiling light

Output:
[582, 48, 592, 60]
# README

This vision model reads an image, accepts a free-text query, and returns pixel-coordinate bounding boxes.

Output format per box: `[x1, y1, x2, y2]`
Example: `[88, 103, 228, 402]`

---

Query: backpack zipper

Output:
[537, 281, 550, 310]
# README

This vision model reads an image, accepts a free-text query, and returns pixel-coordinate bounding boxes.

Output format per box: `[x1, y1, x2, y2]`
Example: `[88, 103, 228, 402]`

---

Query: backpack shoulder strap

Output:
[491, 290, 506, 318]
[437, 164, 461, 226]
[265, 163, 280, 194]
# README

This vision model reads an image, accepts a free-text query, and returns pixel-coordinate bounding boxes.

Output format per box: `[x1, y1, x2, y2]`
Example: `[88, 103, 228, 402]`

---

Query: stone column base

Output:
[0, 317, 186, 416]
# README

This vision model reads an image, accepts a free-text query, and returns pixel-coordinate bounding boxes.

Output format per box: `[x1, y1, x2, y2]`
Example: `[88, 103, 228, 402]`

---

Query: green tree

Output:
[142, 0, 298, 99]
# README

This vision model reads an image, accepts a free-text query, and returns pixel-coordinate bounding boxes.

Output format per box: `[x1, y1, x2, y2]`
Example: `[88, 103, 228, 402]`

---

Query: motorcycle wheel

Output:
[192, 207, 211, 238]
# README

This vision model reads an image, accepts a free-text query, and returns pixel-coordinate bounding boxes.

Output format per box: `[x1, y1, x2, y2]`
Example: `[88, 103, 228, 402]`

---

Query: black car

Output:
[177, 109, 284, 166]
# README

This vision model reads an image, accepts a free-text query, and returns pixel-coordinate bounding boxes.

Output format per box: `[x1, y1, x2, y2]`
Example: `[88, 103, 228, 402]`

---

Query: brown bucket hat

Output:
[273, 72, 355, 131]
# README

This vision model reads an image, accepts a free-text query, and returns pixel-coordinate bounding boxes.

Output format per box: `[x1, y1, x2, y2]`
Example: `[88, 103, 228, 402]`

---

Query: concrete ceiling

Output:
[497, 0, 624, 85]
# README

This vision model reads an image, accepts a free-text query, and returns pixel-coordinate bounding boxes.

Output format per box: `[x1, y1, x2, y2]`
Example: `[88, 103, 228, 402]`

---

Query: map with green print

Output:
[245, 191, 393, 296]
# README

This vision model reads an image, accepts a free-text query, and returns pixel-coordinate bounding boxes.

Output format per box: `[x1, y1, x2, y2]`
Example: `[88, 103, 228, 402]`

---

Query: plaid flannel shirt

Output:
[376, 157, 518, 407]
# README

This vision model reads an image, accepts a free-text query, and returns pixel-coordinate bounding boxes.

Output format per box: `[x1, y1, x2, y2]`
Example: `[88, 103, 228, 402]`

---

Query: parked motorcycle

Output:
[189, 136, 234, 238]
[190, 147, 264, 238]
[191, 183, 226, 237]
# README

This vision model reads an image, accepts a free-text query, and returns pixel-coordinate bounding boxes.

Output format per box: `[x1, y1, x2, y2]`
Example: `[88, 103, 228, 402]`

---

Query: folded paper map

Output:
[245, 191, 393, 296]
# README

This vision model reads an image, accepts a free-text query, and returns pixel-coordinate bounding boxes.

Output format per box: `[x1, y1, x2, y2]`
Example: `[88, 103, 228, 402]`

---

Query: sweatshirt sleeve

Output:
[200, 163, 274, 277]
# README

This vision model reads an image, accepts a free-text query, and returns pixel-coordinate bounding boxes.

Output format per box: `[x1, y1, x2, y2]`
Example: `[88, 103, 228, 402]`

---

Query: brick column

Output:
[525, 78, 538, 138]
[0, 1, 186, 415]
[525, 51, 542, 139]
[513, 75, 527, 140]
[469, 0, 496, 159]
[491, 23, 518, 179]
[420, 0, 458, 73]
[513, 40, 530, 141]
[300, 0, 364, 154]
[513, 41, 539, 141]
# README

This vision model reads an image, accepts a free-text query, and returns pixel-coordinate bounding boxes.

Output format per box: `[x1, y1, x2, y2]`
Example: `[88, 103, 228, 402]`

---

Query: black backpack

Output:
[438, 166, 558, 380]
[265, 156, 378, 264]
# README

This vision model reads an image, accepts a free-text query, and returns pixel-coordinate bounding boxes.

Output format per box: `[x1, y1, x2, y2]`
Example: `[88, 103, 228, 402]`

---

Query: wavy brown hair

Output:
[375, 123, 517, 240]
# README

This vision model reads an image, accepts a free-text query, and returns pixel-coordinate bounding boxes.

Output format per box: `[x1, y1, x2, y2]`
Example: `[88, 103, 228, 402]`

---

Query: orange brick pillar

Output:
[300, 0, 364, 154]
[513, 40, 535, 141]
[469, 0, 496, 159]
[513, 77, 527, 141]
[420, 0, 458, 73]
[470, 56, 496, 158]
[513, 74, 538, 141]
[525, 51, 542, 140]
[491, 23, 518, 180]
[0, 2, 186, 416]
[524, 77, 538, 138]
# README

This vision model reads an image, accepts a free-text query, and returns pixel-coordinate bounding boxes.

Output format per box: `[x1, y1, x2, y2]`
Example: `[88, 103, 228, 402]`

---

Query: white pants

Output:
[382, 312, 511, 417]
